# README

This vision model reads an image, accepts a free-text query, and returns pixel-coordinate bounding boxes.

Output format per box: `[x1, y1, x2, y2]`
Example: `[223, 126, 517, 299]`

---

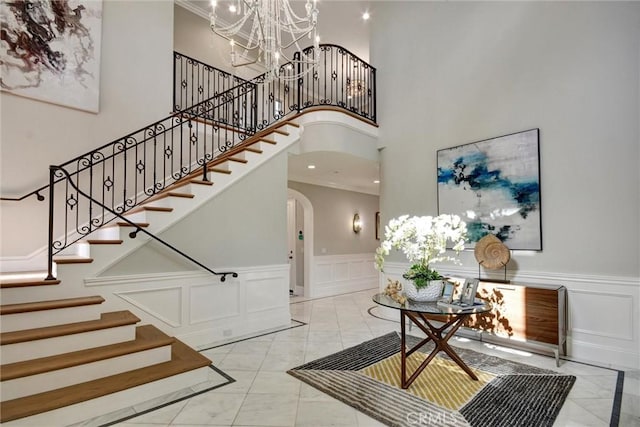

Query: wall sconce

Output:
[353, 213, 362, 234]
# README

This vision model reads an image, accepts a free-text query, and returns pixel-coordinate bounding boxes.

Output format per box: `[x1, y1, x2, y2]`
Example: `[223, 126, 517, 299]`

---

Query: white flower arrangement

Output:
[375, 214, 468, 288]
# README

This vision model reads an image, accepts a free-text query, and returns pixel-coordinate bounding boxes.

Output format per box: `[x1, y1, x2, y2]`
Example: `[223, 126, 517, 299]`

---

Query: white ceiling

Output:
[288, 151, 380, 195]
[178, 0, 379, 195]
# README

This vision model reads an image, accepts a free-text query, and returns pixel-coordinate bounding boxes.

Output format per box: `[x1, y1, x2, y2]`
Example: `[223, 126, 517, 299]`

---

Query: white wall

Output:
[372, 1, 640, 368]
[173, 1, 370, 72]
[373, 1, 639, 278]
[101, 151, 289, 276]
[288, 181, 379, 255]
[0, 1, 175, 257]
[173, 4, 257, 80]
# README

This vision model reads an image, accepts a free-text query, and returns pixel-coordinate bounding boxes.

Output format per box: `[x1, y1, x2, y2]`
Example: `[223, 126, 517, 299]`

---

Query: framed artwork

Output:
[437, 129, 542, 250]
[0, 0, 103, 113]
[459, 278, 479, 306]
[440, 281, 456, 303]
[375, 211, 380, 240]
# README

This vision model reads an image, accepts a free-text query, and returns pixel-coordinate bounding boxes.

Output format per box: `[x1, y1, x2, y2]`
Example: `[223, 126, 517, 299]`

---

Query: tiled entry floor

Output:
[80, 289, 638, 427]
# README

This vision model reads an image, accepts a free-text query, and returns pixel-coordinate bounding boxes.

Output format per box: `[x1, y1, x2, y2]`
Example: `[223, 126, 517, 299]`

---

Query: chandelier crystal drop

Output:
[209, 0, 320, 81]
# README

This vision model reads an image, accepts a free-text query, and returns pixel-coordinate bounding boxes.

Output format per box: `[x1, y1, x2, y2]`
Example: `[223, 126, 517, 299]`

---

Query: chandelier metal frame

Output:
[209, 0, 320, 81]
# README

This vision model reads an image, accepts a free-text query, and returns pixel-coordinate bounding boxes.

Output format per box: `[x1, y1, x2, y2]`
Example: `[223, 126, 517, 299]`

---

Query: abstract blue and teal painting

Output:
[437, 129, 542, 250]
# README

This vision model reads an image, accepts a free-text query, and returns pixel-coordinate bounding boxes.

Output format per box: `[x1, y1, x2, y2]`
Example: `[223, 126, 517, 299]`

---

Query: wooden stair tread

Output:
[166, 191, 195, 198]
[0, 338, 212, 423]
[188, 179, 214, 186]
[259, 137, 277, 145]
[227, 157, 248, 164]
[170, 178, 205, 191]
[244, 146, 263, 154]
[144, 191, 195, 204]
[1, 296, 105, 315]
[86, 239, 124, 245]
[1, 325, 173, 381]
[0, 279, 60, 289]
[208, 167, 232, 174]
[126, 206, 174, 215]
[53, 257, 94, 265]
[271, 128, 289, 136]
[0, 311, 140, 345]
[116, 222, 150, 228]
[283, 121, 300, 128]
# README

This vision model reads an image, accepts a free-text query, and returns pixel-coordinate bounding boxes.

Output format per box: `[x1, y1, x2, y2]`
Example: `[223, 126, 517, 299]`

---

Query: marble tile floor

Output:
[78, 289, 638, 427]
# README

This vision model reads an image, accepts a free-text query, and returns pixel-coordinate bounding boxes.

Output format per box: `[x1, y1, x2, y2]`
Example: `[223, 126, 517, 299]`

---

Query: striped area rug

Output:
[288, 332, 576, 427]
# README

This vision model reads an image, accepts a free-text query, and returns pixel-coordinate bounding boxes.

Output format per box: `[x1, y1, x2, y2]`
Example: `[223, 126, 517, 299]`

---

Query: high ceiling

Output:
[178, 0, 379, 195]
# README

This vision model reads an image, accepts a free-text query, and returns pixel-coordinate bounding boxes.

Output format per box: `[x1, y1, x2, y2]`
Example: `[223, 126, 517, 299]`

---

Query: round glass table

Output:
[372, 293, 491, 389]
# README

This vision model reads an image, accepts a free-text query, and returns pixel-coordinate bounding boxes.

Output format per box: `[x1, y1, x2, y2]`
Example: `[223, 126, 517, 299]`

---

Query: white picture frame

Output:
[460, 278, 479, 305]
[440, 281, 456, 304]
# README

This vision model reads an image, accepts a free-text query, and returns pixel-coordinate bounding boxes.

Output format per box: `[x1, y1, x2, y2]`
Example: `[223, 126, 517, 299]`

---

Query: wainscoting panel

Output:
[311, 254, 377, 298]
[115, 286, 182, 328]
[246, 274, 289, 314]
[190, 280, 241, 324]
[334, 262, 349, 282]
[379, 262, 640, 370]
[569, 290, 633, 341]
[84, 264, 291, 349]
[315, 263, 334, 284]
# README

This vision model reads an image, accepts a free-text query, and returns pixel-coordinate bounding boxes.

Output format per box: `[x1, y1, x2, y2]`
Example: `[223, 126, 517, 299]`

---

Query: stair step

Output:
[144, 191, 195, 204]
[0, 338, 211, 423]
[259, 137, 277, 145]
[0, 311, 140, 346]
[0, 325, 174, 401]
[86, 239, 123, 245]
[53, 257, 93, 265]
[227, 157, 248, 164]
[283, 121, 300, 128]
[1, 296, 105, 333]
[208, 167, 232, 174]
[127, 206, 174, 215]
[166, 191, 195, 198]
[188, 179, 214, 186]
[116, 222, 150, 228]
[1, 325, 172, 381]
[271, 128, 290, 136]
[169, 178, 212, 192]
[0, 296, 105, 315]
[244, 146, 263, 154]
[1, 311, 140, 365]
[0, 279, 60, 289]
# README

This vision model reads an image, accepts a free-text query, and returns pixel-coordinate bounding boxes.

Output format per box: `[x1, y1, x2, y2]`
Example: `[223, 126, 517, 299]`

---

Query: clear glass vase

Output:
[404, 280, 444, 302]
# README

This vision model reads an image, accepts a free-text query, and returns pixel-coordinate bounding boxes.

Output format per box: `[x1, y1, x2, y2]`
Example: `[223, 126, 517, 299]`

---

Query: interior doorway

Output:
[286, 199, 299, 295]
[287, 189, 313, 298]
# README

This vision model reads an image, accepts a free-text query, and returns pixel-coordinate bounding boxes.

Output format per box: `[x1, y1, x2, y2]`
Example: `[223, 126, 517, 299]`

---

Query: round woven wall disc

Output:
[474, 234, 511, 270]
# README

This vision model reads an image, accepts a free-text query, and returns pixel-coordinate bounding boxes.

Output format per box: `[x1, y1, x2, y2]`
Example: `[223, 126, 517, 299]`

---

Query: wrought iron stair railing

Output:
[45, 82, 256, 281]
[47, 166, 239, 282]
[42, 44, 376, 282]
[175, 44, 376, 123]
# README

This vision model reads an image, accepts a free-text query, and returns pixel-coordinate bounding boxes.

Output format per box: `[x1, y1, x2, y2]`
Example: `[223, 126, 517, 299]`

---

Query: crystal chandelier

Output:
[209, 0, 320, 81]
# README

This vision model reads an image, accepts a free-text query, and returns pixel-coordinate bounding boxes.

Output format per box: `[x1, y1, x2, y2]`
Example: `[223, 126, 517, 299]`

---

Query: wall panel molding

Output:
[83, 264, 291, 348]
[312, 253, 377, 298]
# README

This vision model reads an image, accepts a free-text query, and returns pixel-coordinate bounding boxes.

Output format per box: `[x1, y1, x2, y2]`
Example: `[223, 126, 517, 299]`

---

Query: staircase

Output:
[2, 120, 302, 305]
[0, 120, 301, 425]
[0, 287, 211, 425]
[0, 44, 376, 424]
